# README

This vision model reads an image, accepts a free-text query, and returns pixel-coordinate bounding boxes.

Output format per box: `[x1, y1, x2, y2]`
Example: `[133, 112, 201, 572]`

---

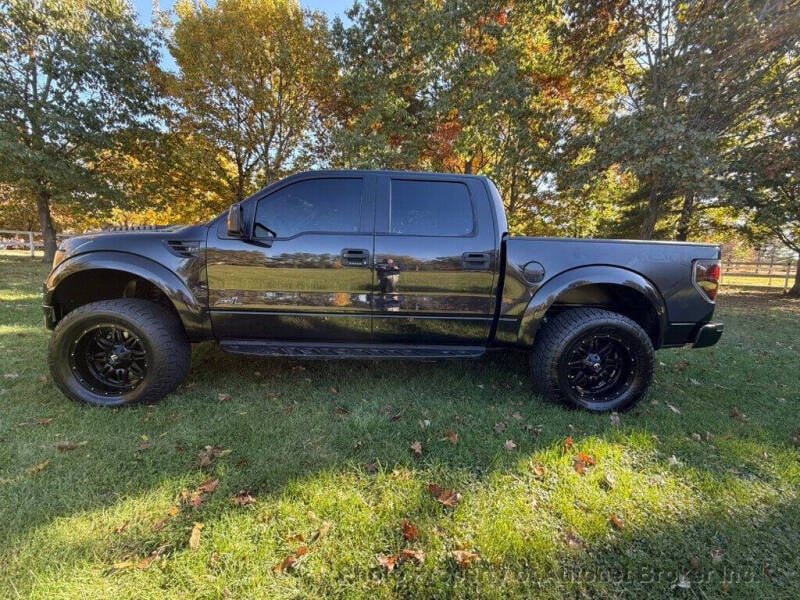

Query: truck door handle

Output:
[462, 252, 490, 270]
[341, 248, 370, 266]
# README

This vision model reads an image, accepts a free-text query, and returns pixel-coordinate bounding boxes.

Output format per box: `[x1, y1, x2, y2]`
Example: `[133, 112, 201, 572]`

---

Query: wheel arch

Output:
[517, 266, 667, 348]
[45, 252, 209, 341]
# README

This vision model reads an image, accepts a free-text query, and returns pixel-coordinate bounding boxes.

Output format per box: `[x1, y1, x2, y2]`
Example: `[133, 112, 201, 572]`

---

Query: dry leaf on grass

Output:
[609, 514, 624, 530]
[230, 490, 256, 506]
[443, 430, 459, 444]
[504, 439, 517, 451]
[410, 441, 423, 456]
[451, 550, 480, 569]
[402, 519, 420, 542]
[427, 483, 462, 508]
[189, 522, 203, 551]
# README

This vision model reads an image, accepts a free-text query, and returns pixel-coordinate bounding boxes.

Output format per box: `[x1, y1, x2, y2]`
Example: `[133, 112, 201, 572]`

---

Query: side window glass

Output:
[390, 180, 473, 236]
[255, 178, 363, 238]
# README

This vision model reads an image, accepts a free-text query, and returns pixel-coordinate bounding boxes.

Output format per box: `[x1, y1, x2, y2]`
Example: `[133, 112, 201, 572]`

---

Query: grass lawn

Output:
[1, 253, 799, 599]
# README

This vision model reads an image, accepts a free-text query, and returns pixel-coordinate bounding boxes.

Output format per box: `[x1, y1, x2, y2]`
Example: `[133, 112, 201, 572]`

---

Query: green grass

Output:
[2, 254, 800, 599]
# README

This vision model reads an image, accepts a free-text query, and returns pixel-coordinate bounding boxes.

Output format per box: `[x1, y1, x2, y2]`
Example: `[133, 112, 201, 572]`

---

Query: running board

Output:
[219, 340, 486, 359]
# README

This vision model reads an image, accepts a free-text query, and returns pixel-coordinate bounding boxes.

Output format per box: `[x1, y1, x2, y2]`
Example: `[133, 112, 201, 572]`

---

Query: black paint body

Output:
[43, 170, 722, 355]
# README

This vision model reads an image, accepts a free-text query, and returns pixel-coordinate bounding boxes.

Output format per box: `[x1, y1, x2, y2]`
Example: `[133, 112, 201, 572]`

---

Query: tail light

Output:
[693, 259, 721, 301]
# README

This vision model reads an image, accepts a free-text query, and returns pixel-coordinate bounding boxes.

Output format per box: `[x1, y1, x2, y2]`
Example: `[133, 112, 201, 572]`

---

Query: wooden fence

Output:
[0, 230, 70, 257]
[721, 260, 797, 292]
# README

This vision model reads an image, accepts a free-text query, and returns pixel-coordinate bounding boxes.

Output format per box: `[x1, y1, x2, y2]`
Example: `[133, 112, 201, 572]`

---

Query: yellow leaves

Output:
[273, 521, 333, 574]
[189, 522, 203, 551]
[27, 460, 50, 475]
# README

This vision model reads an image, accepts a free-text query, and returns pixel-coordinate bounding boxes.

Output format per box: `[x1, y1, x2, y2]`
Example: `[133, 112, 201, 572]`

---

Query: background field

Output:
[1, 254, 799, 599]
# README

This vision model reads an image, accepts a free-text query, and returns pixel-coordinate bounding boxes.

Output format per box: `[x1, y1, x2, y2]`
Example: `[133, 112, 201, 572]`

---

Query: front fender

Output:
[516, 265, 667, 347]
[45, 251, 209, 340]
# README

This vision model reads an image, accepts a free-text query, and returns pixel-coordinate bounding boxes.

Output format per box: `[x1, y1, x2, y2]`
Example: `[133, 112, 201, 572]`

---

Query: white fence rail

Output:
[0, 230, 70, 257]
[721, 260, 797, 292]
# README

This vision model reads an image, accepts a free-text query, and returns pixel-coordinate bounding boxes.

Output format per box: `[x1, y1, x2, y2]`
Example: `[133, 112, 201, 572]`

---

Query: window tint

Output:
[255, 178, 362, 238]
[390, 180, 473, 236]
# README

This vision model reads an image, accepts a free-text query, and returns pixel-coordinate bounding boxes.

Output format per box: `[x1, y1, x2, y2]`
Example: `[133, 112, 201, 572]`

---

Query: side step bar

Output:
[219, 340, 486, 359]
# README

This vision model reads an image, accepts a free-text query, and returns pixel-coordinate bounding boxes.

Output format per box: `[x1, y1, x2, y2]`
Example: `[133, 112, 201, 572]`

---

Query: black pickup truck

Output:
[43, 170, 723, 412]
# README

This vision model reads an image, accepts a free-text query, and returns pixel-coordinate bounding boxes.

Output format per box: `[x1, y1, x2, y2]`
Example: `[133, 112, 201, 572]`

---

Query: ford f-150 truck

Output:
[43, 170, 723, 412]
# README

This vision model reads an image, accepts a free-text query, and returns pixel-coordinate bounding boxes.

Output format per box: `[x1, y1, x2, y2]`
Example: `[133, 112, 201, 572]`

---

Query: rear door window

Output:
[389, 180, 474, 236]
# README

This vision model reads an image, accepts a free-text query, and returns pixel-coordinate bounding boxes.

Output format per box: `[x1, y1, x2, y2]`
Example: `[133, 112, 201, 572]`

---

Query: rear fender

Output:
[516, 265, 667, 347]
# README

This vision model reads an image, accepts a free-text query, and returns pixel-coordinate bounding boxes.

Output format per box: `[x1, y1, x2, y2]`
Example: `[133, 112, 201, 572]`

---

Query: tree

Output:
[0, 0, 161, 262]
[727, 61, 800, 296]
[167, 0, 335, 203]
[331, 0, 628, 235]
[589, 0, 800, 240]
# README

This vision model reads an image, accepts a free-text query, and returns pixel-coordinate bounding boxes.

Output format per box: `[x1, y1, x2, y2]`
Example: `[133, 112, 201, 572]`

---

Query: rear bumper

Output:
[692, 322, 724, 348]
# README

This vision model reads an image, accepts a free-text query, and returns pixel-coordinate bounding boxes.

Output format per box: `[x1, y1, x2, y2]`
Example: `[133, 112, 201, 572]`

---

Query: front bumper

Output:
[692, 322, 724, 348]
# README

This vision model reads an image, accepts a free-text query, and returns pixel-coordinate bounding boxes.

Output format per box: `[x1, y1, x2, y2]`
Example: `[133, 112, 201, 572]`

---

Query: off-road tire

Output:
[530, 308, 654, 412]
[48, 299, 191, 407]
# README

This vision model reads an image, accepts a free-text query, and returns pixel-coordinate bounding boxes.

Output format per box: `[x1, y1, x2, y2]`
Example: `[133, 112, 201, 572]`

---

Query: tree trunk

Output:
[639, 188, 660, 240]
[788, 256, 800, 298]
[36, 188, 58, 264]
[675, 191, 694, 241]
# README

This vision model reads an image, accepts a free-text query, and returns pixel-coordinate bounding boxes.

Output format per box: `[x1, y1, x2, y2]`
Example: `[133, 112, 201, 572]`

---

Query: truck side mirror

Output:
[226, 203, 245, 237]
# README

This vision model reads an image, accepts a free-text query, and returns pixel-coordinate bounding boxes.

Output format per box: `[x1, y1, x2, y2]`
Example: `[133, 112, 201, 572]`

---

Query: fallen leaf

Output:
[691, 433, 702, 442]
[564, 437, 574, 453]
[230, 490, 256, 506]
[689, 555, 700, 569]
[197, 445, 230, 468]
[37, 417, 54, 426]
[532, 463, 546, 480]
[296, 545, 309, 557]
[677, 359, 690, 371]
[377, 554, 399, 572]
[609, 412, 621, 426]
[291, 365, 306, 372]
[217, 393, 232, 402]
[729, 407, 748, 423]
[710, 549, 723, 563]
[419, 419, 431, 430]
[666, 403, 682, 414]
[402, 519, 420, 542]
[443, 430, 459, 445]
[283, 403, 293, 414]
[601, 472, 616, 490]
[511, 411, 523, 420]
[265, 391, 281, 399]
[674, 573, 691, 589]
[329, 387, 338, 394]
[609, 514, 624, 530]
[494, 421, 507, 433]
[38, 375, 48, 383]
[115, 521, 130, 534]
[197, 478, 220, 494]
[285, 532, 305, 543]
[504, 439, 517, 451]
[137, 544, 168, 570]
[410, 441, 423, 456]
[573, 459, 586, 475]
[401, 548, 425, 564]
[55, 441, 87, 451]
[334, 404, 349, 415]
[3, 373, 19, 379]
[576, 452, 596, 466]
[274, 554, 298, 573]
[427, 483, 462, 507]
[314, 521, 332, 540]
[525, 424, 543, 436]
[564, 529, 585, 550]
[27, 460, 50, 475]
[689, 378, 702, 386]
[189, 522, 203, 551]
[668, 454, 681, 467]
[136, 442, 153, 451]
[451, 549, 480, 569]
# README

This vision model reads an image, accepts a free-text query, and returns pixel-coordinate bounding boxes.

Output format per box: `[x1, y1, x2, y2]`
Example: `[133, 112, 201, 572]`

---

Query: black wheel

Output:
[48, 299, 191, 407]
[530, 308, 654, 412]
